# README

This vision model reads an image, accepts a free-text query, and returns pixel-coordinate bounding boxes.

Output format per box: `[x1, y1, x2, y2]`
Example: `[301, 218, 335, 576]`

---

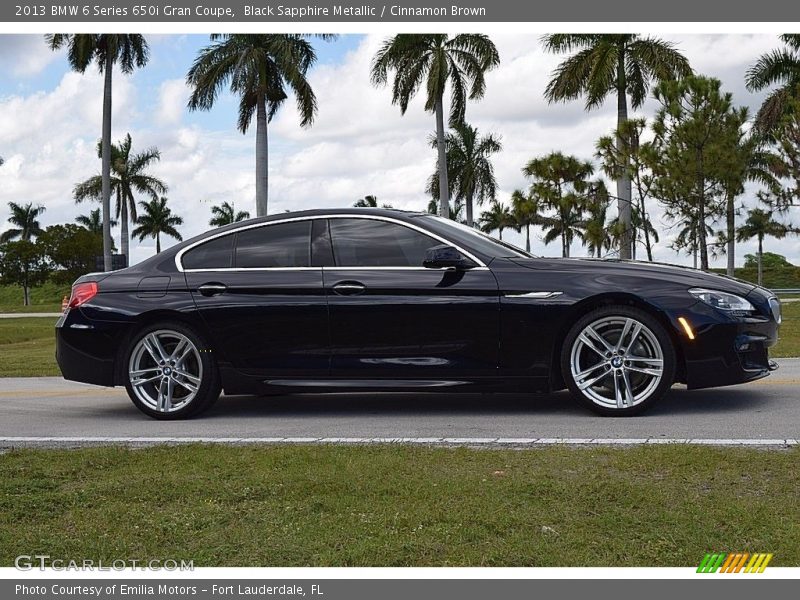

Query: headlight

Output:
[689, 288, 755, 316]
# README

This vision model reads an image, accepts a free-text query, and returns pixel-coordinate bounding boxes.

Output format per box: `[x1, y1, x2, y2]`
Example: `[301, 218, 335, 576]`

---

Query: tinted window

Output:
[417, 215, 530, 259]
[181, 234, 234, 270]
[235, 221, 311, 268]
[329, 219, 441, 267]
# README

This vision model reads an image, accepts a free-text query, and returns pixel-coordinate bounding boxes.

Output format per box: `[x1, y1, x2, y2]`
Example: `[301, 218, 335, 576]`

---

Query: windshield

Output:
[416, 215, 533, 260]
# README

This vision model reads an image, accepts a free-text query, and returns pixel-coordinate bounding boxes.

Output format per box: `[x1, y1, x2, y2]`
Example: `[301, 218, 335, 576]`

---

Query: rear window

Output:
[181, 234, 234, 270]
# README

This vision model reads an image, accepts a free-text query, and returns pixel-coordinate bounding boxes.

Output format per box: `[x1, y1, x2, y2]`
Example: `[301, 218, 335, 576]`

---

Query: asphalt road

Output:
[0, 359, 798, 446]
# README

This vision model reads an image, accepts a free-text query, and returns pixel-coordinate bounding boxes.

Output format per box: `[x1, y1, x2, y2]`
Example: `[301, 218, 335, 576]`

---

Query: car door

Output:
[181, 218, 329, 378]
[322, 216, 500, 380]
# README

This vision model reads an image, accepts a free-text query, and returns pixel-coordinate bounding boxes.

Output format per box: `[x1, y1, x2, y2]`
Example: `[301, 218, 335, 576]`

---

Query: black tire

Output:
[123, 321, 221, 420]
[560, 305, 676, 416]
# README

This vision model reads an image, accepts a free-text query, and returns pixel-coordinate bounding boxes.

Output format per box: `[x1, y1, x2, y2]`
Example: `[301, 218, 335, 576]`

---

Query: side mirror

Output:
[423, 245, 474, 270]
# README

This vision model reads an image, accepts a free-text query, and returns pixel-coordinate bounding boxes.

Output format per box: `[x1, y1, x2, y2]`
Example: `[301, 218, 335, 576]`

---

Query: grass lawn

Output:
[0, 317, 59, 377]
[0, 444, 797, 567]
[0, 283, 68, 313]
[0, 302, 799, 378]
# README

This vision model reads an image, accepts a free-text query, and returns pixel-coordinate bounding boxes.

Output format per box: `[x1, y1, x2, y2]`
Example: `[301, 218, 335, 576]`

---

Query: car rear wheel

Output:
[124, 322, 220, 420]
[561, 306, 676, 416]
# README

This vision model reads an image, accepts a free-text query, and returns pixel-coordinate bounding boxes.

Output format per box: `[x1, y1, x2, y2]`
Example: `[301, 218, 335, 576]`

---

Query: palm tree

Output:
[580, 184, 612, 258]
[478, 201, 516, 241]
[523, 152, 594, 258]
[187, 35, 334, 217]
[540, 199, 587, 258]
[736, 207, 794, 285]
[209, 201, 250, 227]
[428, 197, 465, 222]
[746, 35, 800, 131]
[542, 34, 691, 259]
[427, 123, 502, 227]
[47, 34, 149, 271]
[76, 208, 116, 235]
[353, 195, 393, 208]
[511, 190, 541, 253]
[132, 197, 183, 254]
[371, 34, 500, 220]
[0, 202, 45, 242]
[73, 133, 166, 263]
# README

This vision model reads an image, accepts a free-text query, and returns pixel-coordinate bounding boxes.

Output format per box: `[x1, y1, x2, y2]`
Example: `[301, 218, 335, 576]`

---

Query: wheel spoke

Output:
[615, 319, 633, 353]
[173, 376, 198, 394]
[578, 333, 607, 358]
[130, 367, 160, 378]
[626, 355, 663, 366]
[625, 365, 662, 377]
[144, 334, 168, 363]
[173, 369, 200, 385]
[577, 370, 610, 391]
[170, 338, 188, 361]
[613, 373, 624, 408]
[156, 378, 174, 412]
[584, 325, 615, 353]
[132, 373, 162, 387]
[625, 323, 643, 354]
[622, 369, 635, 406]
[155, 379, 166, 411]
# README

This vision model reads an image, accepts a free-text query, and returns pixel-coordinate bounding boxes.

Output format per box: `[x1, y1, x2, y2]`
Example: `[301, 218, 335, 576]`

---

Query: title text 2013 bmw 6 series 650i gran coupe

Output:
[56, 208, 781, 419]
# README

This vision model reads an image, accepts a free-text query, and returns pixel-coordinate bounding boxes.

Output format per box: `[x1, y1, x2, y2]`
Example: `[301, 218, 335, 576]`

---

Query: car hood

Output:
[507, 257, 758, 295]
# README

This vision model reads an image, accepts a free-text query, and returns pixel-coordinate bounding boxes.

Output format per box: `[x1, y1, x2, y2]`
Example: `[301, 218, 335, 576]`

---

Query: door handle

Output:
[332, 281, 366, 296]
[198, 283, 227, 297]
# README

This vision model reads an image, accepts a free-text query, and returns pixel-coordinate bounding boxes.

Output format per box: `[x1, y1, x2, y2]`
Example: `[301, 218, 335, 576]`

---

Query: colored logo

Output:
[697, 552, 773, 573]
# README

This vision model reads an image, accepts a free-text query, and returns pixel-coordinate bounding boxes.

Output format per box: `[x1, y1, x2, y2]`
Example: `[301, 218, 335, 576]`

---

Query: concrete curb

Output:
[0, 436, 796, 448]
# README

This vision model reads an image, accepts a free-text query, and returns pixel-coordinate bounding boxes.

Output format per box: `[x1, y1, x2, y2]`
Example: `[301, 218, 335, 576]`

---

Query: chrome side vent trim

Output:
[505, 291, 563, 299]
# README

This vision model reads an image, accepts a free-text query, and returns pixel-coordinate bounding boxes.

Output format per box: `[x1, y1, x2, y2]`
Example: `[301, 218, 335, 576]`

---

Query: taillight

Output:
[68, 282, 98, 309]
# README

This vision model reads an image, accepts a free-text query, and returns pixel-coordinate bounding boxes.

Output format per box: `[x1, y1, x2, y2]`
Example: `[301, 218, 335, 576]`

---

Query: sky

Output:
[0, 32, 797, 267]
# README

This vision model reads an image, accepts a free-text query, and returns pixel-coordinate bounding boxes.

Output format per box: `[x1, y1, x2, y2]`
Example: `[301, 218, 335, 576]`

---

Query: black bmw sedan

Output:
[56, 208, 781, 419]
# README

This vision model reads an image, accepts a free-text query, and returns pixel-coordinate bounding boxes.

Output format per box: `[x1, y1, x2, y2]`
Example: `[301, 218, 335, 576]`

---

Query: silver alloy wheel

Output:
[128, 329, 203, 413]
[569, 316, 664, 410]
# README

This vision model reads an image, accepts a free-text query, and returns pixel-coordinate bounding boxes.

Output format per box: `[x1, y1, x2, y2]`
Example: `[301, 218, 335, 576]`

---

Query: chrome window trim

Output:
[175, 213, 488, 272]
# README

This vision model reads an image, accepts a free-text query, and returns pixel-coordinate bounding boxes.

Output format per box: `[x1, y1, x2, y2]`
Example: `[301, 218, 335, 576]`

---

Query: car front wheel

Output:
[561, 306, 676, 416]
[124, 322, 220, 420]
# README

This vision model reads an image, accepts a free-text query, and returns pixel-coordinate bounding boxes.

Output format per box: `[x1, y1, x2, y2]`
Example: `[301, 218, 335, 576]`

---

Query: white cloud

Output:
[0, 35, 58, 78]
[155, 78, 190, 125]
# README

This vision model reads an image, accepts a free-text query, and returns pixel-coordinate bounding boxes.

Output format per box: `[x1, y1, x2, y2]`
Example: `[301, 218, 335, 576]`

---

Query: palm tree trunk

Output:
[101, 53, 113, 272]
[255, 93, 268, 217]
[525, 224, 531, 252]
[616, 51, 632, 261]
[434, 95, 450, 219]
[156, 233, 161, 254]
[498, 227, 503, 241]
[758, 235, 763, 286]
[120, 192, 129, 266]
[726, 193, 735, 277]
[466, 192, 474, 227]
[23, 268, 29, 307]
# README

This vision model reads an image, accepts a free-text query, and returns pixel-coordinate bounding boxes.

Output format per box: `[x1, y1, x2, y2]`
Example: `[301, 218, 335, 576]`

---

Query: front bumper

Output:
[676, 290, 780, 390]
